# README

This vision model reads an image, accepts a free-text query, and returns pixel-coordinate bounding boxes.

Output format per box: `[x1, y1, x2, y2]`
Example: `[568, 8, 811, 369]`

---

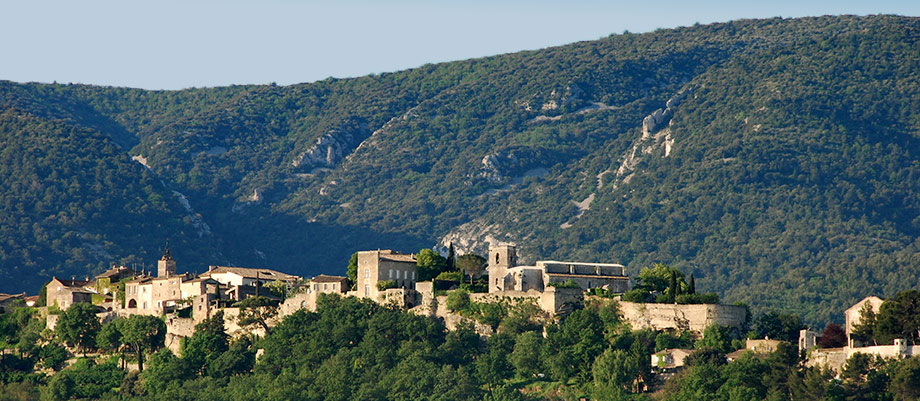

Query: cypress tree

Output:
[669, 271, 678, 303]
[447, 243, 456, 271]
[689, 273, 696, 295]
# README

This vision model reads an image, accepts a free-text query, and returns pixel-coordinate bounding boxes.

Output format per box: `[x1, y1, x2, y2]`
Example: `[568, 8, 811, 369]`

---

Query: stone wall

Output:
[618, 302, 747, 334]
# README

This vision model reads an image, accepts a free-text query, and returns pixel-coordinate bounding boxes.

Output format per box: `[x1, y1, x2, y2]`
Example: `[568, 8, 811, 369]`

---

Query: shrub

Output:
[675, 293, 720, 304]
[376, 280, 396, 291]
[621, 289, 651, 303]
[446, 289, 471, 313]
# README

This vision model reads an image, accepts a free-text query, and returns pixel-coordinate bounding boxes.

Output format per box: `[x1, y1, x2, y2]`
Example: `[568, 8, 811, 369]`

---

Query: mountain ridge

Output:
[1, 15, 918, 323]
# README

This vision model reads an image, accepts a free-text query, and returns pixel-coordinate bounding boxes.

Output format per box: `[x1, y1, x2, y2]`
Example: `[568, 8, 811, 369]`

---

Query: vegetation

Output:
[1, 15, 919, 327]
[0, 291, 918, 399]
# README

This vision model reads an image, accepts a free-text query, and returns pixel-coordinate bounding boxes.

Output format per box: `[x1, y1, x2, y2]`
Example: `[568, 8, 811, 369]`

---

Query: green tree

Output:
[875, 290, 920, 345]
[634, 264, 685, 294]
[752, 311, 804, 342]
[695, 324, 735, 354]
[416, 249, 447, 281]
[142, 349, 191, 394]
[446, 289, 471, 313]
[96, 319, 124, 368]
[888, 357, 920, 401]
[346, 252, 358, 287]
[446, 243, 456, 271]
[54, 302, 100, 354]
[235, 296, 279, 335]
[593, 349, 640, 392]
[181, 311, 229, 375]
[510, 331, 543, 378]
[850, 301, 878, 346]
[456, 254, 486, 284]
[121, 315, 166, 371]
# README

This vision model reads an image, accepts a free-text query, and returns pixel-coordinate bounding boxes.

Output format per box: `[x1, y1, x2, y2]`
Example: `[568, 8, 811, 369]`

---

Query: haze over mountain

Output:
[1, 15, 918, 323]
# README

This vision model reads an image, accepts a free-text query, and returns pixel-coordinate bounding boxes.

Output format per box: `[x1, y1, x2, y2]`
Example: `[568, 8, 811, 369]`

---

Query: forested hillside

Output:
[1, 15, 918, 323]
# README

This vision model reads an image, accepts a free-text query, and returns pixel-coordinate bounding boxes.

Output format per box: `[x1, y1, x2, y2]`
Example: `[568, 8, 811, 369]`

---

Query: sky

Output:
[2, 0, 918, 90]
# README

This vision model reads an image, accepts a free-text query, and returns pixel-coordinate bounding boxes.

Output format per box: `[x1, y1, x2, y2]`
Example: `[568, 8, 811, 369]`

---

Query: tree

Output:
[446, 289, 471, 313]
[752, 311, 804, 342]
[121, 315, 165, 371]
[817, 323, 847, 348]
[182, 311, 229, 375]
[96, 319, 124, 368]
[142, 349, 191, 393]
[888, 357, 920, 401]
[456, 254, 486, 284]
[346, 252, 358, 287]
[875, 290, 920, 345]
[446, 243, 456, 271]
[688, 274, 696, 295]
[850, 301, 878, 346]
[235, 296, 279, 335]
[695, 324, 735, 353]
[416, 249, 447, 281]
[593, 349, 641, 392]
[510, 331, 543, 378]
[54, 302, 100, 354]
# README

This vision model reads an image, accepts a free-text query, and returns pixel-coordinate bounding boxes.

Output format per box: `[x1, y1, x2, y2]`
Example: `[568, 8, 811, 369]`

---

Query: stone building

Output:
[355, 250, 417, 301]
[280, 274, 349, 315]
[844, 296, 883, 347]
[804, 296, 920, 373]
[94, 265, 140, 296]
[124, 246, 203, 315]
[199, 266, 301, 288]
[487, 245, 630, 294]
[46, 277, 94, 310]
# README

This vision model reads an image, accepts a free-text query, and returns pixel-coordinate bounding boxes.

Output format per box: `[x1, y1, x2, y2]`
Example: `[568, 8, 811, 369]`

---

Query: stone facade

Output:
[355, 250, 417, 301]
[488, 245, 630, 295]
[46, 278, 93, 310]
[618, 301, 748, 334]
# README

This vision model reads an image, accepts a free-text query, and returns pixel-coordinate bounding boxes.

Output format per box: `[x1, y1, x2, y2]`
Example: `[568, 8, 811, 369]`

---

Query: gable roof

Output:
[379, 253, 417, 263]
[203, 266, 301, 281]
[96, 266, 140, 279]
[311, 274, 348, 283]
[52, 277, 92, 288]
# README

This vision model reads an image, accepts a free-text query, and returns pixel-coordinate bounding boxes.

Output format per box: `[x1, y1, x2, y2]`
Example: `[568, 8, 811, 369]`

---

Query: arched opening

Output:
[127, 299, 137, 308]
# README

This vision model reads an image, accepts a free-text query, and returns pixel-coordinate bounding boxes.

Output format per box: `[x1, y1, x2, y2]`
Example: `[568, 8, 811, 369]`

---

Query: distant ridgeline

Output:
[1, 14, 919, 324]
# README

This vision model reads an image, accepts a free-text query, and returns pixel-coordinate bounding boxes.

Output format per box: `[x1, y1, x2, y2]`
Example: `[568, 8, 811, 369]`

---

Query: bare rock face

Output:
[291, 123, 370, 170]
[642, 90, 689, 135]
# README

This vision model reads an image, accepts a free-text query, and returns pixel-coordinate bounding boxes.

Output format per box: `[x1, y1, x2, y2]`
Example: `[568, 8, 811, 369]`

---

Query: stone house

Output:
[355, 250, 417, 301]
[199, 266, 301, 288]
[844, 296, 883, 347]
[804, 296, 920, 373]
[281, 274, 350, 315]
[0, 293, 27, 313]
[652, 348, 693, 370]
[46, 277, 94, 310]
[94, 265, 140, 295]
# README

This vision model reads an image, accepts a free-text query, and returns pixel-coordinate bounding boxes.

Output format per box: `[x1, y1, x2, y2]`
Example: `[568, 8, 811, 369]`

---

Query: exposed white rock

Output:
[171, 191, 212, 237]
[438, 220, 519, 258]
[132, 155, 151, 169]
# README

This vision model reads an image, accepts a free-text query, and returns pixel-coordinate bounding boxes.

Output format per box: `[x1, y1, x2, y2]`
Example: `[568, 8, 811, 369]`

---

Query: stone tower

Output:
[488, 245, 517, 292]
[157, 242, 176, 278]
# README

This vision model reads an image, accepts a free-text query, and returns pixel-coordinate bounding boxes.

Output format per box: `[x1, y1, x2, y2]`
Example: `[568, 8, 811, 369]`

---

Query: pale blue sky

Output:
[1, 0, 918, 90]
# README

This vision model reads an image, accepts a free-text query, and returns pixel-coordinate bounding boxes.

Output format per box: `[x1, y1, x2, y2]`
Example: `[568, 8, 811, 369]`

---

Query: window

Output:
[333, 284, 337, 289]
[364, 284, 369, 296]
[389, 270, 393, 279]
[323, 283, 328, 290]
[412, 271, 416, 280]
[365, 269, 369, 279]
[396, 270, 400, 279]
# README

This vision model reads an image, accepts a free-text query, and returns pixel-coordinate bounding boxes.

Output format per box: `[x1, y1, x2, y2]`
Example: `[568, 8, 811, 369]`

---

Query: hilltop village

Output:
[24, 243, 920, 379]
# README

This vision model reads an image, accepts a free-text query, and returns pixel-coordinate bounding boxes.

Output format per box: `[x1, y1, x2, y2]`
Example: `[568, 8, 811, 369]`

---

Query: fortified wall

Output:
[617, 301, 748, 333]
